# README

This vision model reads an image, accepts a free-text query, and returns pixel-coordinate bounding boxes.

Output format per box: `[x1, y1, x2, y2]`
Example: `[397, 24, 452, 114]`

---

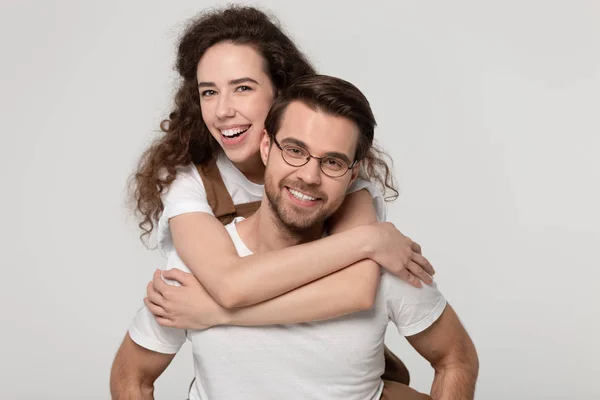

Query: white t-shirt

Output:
[131, 218, 446, 400]
[127, 152, 419, 398]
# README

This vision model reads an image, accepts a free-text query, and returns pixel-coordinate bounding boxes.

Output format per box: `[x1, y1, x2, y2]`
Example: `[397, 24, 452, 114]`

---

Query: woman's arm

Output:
[226, 187, 430, 324]
[147, 261, 379, 329]
[151, 190, 433, 328]
[171, 186, 433, 309]
[152, 190, 382, 328]
[170, 206, 377, 309]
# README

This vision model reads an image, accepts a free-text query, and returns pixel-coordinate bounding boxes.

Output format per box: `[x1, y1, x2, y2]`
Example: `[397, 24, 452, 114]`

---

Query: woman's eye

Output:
[236, 85, 252, 92]
[201, 90, 216, 97]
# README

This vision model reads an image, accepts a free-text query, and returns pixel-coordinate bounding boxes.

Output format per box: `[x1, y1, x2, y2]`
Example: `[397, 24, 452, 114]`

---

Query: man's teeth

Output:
[221, 126, 250, 138]
[289, 188, 316, 201]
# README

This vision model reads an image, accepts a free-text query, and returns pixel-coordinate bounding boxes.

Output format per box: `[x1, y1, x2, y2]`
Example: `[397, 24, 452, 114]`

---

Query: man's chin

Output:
[278, 212, 326, 233]
[267, 190, 328, 232]
[282, 220, 315, 232]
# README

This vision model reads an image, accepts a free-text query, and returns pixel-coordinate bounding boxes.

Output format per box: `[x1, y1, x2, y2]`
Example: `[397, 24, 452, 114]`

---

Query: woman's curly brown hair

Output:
[131, 5, 398, 244]
[131, 6, 315, 242]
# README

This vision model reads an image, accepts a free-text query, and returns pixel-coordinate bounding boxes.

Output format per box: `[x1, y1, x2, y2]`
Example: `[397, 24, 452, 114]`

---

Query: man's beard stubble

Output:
[264, 174, 333, 234]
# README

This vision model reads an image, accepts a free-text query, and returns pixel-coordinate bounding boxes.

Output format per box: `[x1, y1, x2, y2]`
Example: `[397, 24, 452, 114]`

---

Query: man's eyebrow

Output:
[280, 137, 352, 164]
[198, 77, 259, 88]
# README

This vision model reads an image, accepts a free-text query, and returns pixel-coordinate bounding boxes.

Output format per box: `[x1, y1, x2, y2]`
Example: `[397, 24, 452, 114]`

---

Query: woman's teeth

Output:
[221, 126, 250, 138]
[289, 188, 316, 201]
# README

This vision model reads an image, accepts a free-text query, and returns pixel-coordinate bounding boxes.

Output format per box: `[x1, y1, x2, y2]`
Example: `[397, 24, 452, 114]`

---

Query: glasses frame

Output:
[271, 136, 358, 178]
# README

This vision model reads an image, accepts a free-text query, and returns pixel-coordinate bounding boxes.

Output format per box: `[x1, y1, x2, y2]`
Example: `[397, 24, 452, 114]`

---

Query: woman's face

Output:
[196, 42, 277, 165]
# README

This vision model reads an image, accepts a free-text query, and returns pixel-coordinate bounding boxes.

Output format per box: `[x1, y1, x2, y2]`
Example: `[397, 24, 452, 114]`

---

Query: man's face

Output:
[260, 101, 360, 232]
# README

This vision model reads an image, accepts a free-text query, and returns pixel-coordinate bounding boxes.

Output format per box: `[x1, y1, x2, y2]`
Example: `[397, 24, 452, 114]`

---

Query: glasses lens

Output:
[321, 157, 349, 177]
[282, 145, 309, 166]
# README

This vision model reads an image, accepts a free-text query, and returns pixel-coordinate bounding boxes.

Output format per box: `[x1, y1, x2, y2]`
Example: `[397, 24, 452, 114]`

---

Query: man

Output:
[111, 75, 479, 399]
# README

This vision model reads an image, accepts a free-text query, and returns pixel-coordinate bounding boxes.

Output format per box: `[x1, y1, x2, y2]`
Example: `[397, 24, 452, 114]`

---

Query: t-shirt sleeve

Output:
[127, 251, 192, 353]
[157, 163, 214, 256]
[347, 178, 387, 222]
[161, 164, 214, 220]
[382, 271, 447, 337]
[128, 305, 187, 354]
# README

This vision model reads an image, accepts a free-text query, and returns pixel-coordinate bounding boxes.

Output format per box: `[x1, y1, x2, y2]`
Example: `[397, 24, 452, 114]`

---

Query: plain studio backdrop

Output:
[1, 0, 598, 399]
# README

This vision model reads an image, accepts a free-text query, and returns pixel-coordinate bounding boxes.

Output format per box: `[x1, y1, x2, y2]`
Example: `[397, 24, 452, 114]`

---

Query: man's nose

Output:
[296, 157, 322, 186]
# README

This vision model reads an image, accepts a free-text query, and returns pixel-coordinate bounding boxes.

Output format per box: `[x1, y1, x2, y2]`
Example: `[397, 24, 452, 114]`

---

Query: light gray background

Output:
[1, 0, 599, 399]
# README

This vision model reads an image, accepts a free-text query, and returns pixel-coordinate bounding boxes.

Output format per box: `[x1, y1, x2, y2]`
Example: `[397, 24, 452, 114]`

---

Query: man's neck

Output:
[237, 198, 324, 254]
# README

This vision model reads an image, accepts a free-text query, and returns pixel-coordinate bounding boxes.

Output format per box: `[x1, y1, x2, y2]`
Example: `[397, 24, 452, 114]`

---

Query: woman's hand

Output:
[144, 269, 229, 330]
[366, 222, 436, 288]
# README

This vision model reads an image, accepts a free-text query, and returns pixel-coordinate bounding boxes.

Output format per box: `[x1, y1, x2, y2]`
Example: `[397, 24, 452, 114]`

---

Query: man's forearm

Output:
[110, 381, 154, 400]
[430, 364, 478, 400]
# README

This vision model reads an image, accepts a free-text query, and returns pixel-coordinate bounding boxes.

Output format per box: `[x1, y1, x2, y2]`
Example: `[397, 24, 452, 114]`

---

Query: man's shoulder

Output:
[380, 271, 447, 336]
[380, 271, 444, 304]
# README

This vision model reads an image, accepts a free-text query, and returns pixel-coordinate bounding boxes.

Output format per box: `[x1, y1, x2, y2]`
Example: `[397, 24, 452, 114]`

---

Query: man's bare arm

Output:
[406, 304, 479, 400]
[110, 333, 175, 400]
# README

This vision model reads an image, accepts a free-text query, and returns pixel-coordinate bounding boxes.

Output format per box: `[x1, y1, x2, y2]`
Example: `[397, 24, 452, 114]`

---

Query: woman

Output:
[130, 5, 434, 399]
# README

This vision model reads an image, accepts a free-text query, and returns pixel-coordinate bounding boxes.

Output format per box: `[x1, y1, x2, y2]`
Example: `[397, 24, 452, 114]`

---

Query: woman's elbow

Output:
[354, 274, 378, 311]
[356, 264, 380, 311]
[211, 277, 246, 309]
[211, 287, 239, 309]
[358, 287, 377, 311]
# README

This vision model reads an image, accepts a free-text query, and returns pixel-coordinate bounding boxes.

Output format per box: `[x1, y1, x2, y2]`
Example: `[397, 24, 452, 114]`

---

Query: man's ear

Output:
[349, 161, 361, 187]
[259, 130, 271, 166]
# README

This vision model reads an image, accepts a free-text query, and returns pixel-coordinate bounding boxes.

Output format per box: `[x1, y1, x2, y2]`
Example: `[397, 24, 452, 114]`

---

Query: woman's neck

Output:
[233, 155, 266, 184]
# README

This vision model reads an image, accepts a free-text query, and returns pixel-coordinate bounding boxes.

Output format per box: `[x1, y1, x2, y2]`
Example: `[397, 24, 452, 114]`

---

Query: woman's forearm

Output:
[219, 188, 381, 309]
[216, 226, 376, 307]
[222, 259, 380, 325]
[172, 213, 377, 309]
[171, 189, 380, 309]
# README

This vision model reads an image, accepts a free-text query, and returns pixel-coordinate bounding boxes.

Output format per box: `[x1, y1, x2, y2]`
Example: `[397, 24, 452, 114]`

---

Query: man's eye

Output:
[324, 158, 344, 170]
[285, 147, 305, 157]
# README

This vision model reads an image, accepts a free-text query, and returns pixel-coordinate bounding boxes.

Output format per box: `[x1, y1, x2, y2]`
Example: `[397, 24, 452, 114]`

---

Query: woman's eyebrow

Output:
[198, 77, 259, 88]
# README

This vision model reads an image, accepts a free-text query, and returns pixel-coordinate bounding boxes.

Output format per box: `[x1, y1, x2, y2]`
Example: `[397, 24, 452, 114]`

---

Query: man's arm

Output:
[110, 333, 176, 400]
[406, 304, 479, 400]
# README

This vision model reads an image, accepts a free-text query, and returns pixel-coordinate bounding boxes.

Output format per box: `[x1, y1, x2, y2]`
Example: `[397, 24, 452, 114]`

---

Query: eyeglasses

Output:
[272, 136, 357, 178]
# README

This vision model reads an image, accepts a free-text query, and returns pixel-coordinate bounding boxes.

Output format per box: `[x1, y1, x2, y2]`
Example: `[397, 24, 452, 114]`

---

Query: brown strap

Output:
[235, 201, 261, 218]
[196, 162, 260, 225]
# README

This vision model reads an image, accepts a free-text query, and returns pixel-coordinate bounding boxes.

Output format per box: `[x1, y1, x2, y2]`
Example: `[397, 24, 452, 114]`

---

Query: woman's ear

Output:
[260, 130, 271, 166]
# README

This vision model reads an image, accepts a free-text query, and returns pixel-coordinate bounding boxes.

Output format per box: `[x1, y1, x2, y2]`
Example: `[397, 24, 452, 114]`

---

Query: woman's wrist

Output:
[355, 224, 379, 261]
[213, 307, 233, 327]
